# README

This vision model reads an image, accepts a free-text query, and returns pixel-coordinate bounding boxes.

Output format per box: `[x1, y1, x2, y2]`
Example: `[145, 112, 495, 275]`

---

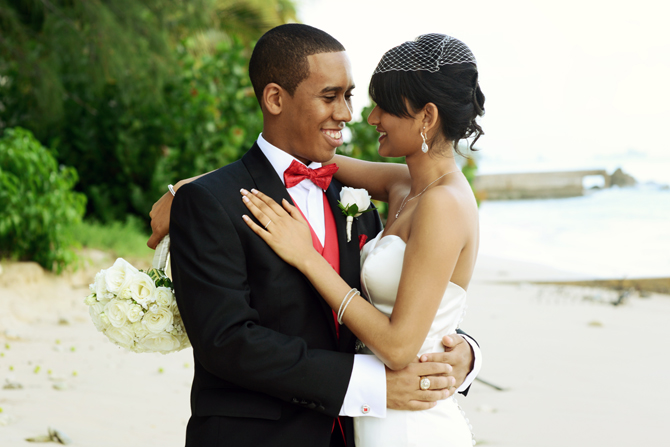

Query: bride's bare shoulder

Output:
[412, 181, 478, 234]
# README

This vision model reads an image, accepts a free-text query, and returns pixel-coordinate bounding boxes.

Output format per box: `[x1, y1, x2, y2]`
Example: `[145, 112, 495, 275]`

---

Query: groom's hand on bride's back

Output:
[385, 359, 457, 411]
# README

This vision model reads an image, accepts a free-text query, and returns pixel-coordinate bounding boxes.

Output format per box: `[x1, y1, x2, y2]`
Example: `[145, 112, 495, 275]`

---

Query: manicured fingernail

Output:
[242, 196, 249, 203]
[242, 215, 249, 221]
[420, 355, 427, 362]
[240, 188, 248, 195]
[251, 188, 259, 194]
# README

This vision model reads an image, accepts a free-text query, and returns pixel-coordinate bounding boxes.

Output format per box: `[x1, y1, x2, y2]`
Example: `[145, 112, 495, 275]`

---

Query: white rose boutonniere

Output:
[338, 187, 372, 242]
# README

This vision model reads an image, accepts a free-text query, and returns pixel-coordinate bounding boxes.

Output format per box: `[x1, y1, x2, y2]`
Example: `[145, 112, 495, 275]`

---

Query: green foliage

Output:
[0, 128, 86, 272]
[69, 216, 153, 262]
[460, 156, 481, 206]
[0, 0, 294, 224]
[146, 267, 173, 288]
[0, 0, 213, 141]
[0, 0, 213, 222]
[153, 37, 263, 189]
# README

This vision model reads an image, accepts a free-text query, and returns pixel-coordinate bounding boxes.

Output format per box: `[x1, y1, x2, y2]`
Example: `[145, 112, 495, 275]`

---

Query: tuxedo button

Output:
[361, 405, 370, 414]
[307, 402, 317, 409]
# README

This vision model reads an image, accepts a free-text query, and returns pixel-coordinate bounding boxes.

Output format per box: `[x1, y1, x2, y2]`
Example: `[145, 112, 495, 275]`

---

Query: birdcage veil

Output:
[373, 34, 476, 75]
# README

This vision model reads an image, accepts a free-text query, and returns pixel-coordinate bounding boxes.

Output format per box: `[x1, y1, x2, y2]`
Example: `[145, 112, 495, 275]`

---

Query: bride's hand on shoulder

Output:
[241, 188, 318, 270]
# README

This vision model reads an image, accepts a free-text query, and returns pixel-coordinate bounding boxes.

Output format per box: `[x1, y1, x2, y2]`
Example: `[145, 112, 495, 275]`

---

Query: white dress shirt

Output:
[256, 134, 481, 415]
[257, 134, 387, 417]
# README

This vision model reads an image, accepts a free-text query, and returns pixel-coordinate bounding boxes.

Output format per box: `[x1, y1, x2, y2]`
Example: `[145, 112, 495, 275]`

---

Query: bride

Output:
[152, 34, 484, 446]
[239, 34, 483, 446]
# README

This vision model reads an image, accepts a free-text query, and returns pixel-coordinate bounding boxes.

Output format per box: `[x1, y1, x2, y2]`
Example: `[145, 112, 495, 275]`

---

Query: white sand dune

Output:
[0, 254, 668, 446]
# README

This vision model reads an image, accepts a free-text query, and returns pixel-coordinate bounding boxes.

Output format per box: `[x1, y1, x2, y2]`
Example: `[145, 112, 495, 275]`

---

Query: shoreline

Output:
[527, 277, 670, 295]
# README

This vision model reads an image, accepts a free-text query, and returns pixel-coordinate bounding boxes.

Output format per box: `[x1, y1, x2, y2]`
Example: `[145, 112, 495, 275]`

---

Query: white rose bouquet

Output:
[84, 237, 189, 354]
[338, 187, 372, 242]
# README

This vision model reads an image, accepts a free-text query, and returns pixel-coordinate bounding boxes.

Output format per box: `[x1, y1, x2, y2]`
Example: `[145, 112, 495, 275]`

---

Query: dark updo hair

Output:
[249, 24, 345, 106]
[369, 37, 485, 155]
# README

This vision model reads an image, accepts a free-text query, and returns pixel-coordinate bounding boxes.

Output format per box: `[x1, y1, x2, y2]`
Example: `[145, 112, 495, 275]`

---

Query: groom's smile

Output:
[274, 51, 355, 165]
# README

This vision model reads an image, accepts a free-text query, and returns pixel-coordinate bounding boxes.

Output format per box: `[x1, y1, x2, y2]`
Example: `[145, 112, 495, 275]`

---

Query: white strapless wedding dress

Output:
[354, 232, 474, 447]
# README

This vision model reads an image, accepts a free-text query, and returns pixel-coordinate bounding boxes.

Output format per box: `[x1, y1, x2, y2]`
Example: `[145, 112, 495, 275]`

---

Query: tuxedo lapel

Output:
[242, 144, 340, 343]
[325, 182, 361, 352]
[325, 184, 360, 288]
[242, 143, 294, 207]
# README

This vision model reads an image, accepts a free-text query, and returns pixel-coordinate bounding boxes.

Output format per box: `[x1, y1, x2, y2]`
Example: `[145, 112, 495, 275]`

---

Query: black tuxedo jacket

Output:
[170, 143, 384, 447]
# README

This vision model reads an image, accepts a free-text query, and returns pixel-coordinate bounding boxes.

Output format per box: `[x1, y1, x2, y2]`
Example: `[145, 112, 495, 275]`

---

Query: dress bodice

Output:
[359, 232, 468, 356]
[355, 232, 475, 447]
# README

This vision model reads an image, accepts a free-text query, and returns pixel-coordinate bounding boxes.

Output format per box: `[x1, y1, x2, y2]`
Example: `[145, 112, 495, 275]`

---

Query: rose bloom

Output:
[131, 321, 150, 340]
[94, 270, 113, 303]
[89, 302, 106, 332]
[126, 303, 144, 323]
[104, 325, 135, 349]
[105, 258, 138, 295]
[340, 187, 371, 217]
[154, 286, 175, 308]
[142, 307, 173, 334]
[140, 333, 181, 353]
[117, 287, 132, 300]
[128, 271, 156, 308]
[104, 299, 130, 328]
[84, 293, 97, 306]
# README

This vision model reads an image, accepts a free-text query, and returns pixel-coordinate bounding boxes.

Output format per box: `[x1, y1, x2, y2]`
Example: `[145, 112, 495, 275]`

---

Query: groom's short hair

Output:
[249, 24, 345, 105]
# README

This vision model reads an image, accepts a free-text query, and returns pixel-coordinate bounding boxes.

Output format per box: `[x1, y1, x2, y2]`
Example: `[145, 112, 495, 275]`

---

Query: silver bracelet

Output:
[337, 288, 359, 325]
[337, 288, 356, 322]
[168, 184, 176, 196]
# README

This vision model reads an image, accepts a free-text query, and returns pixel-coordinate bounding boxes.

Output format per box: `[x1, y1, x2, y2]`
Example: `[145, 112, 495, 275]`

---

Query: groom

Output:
[169, 24, 479, 447]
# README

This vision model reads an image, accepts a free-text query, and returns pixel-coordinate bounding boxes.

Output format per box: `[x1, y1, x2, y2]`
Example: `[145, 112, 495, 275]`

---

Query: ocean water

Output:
[477, 185, 670, 279]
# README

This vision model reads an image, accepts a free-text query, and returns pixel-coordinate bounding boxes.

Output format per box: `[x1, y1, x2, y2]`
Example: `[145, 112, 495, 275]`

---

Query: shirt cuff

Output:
[457, 334, 482, 392]
[339, 354, 386, 418]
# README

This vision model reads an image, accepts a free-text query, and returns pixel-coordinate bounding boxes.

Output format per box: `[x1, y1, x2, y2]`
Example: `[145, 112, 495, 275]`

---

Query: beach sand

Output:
[1, 253, 668, 446]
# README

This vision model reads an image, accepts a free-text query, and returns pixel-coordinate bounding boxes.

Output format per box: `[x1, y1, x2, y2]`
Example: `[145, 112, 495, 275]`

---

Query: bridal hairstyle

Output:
[249, 24, 346, 106]
[369, 34, 485, 155]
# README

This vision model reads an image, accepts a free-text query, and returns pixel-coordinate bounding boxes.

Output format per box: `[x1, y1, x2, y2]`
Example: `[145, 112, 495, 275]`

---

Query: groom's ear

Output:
[262, 83, 283, 116]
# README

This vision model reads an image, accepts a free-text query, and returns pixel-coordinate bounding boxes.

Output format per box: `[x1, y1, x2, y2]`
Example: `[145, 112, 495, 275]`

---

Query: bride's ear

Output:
[421, 103, 440, 133]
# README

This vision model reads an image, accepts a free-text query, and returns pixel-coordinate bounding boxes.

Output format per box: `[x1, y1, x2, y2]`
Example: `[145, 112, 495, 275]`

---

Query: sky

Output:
[296, 0, 670, 181]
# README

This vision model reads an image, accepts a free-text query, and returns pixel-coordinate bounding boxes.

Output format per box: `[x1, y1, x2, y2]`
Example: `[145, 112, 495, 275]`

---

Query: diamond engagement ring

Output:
[420, 377, 431, 390]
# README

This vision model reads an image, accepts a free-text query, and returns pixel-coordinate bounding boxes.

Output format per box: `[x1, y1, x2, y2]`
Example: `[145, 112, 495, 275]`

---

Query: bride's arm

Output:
[242, 188, 470, 371]
[148, 152, 410, 248]
[147, 171, 212, 249]
[325, 155, 410, 202]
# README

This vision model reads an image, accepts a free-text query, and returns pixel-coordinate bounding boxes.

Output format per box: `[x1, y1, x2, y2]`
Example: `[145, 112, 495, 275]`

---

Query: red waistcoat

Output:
[289, 191, 341, 335]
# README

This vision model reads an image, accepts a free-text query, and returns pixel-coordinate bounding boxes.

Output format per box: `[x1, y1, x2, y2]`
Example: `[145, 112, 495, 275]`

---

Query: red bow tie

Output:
[283, 160, 339, 190]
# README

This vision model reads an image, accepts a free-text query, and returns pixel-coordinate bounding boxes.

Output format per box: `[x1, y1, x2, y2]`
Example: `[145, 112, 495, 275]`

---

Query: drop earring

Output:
[421, 127, 429, 153]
